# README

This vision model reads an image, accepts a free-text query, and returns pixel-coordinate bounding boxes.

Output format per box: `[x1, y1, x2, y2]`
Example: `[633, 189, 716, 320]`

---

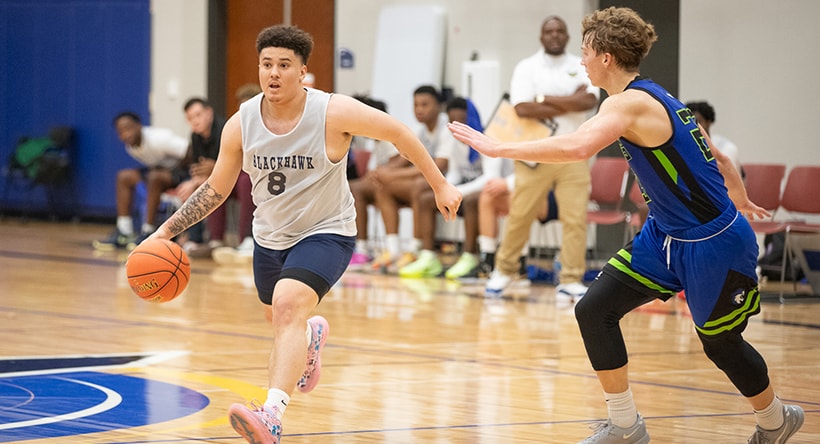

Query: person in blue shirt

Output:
[448, 6, 802, 444]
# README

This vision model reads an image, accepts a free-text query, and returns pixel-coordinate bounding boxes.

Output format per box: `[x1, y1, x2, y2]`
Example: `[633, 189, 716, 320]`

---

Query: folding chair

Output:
[586, 157, 631, 256]
[764, 166, 820, 302]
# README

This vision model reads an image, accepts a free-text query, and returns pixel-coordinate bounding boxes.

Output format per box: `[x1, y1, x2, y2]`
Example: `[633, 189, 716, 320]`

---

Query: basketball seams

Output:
[126, 239, 190, 302]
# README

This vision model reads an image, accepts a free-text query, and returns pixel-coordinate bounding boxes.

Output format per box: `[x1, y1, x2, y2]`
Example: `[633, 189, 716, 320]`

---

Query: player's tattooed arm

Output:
[165, 183, 225, 237]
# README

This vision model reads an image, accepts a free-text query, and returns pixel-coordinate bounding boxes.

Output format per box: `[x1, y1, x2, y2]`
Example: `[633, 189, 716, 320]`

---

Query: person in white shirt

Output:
[345, 95, 403, 269]
[92, 111, 188, 250]
[399, 97, 503, 279]
[484, 15, 599, 300]
[369, 85, 452, 272]
[686, 101, 743, 178]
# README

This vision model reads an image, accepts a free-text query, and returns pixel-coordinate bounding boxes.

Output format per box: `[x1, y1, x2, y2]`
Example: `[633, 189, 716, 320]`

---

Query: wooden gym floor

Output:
[0, 219, 818, 443]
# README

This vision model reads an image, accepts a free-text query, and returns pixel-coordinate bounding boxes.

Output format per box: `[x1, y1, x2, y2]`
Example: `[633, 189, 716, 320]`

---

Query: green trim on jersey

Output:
[608, 250, 678, 296]
[695, 288, 760, 336]
[651, 149, 678, 185]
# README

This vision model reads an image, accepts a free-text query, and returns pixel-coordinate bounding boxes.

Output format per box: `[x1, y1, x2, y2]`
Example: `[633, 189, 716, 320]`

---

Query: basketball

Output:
[126, 238, 191, 303]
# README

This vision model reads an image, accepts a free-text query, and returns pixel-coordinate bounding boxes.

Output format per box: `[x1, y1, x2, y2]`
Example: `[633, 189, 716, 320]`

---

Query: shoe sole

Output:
[228, 404, 279, 444]
[298, 316, 329, 393]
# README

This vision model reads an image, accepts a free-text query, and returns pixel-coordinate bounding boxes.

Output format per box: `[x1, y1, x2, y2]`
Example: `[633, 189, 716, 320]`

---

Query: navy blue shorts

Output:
[601, 206, 760, 333]
[252, 233, 355, 305]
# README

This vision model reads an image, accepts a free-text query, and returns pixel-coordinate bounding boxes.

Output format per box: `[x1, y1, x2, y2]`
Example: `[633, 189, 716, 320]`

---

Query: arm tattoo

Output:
[165, 183, 225, 237]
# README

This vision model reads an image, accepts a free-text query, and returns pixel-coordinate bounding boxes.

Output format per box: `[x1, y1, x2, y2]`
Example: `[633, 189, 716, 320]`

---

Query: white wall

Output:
[149, 1, 820, 171]
[334, 0, 820, 172]
[335, 0, 595, 114]
[679, 0, 820, 172]
[150, 0, 208, 138]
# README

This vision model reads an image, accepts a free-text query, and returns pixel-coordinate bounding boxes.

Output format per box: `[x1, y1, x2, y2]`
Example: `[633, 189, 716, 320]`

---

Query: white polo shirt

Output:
[509, 51, 599, 136]
[125, 126, 188, 169]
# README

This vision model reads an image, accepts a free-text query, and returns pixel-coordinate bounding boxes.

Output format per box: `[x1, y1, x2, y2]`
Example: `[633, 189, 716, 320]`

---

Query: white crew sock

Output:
[117, 216, 134, 235]
[141, 223, 156, 234]
[605, 387, 639, 429]
[754, 397, 785, 431]
[385, 234, 401, 257]
[265, 388, 289, 418]
[478, 235, 497, 254]
[355, 239, 369, 254]
[408, 238, 422, 254]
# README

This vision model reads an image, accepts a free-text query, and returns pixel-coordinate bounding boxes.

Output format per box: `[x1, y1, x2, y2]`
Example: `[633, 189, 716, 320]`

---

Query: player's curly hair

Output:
[256, 24, 313, 64]
[581, 7, 657, 71]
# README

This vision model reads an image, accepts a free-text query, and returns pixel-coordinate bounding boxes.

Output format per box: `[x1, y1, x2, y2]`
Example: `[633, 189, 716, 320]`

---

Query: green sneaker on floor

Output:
[445, 252, 479, 279]
[92, 229, 135, 251]
[398, 250, 442, 278]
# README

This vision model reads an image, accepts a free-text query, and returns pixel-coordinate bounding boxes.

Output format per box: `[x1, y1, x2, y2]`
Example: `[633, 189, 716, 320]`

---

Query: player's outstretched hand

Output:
[434, 183, 462, 222]
[448, 121, 500, 158]
[737, 200, 771, 221]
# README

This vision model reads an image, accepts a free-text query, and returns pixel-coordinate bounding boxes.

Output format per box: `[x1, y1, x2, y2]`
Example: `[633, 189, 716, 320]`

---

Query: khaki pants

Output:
[496, 160, 590, 283]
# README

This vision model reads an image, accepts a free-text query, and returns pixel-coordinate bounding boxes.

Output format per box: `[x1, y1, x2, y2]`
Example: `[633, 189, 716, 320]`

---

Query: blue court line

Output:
[0, 250, 210, 275]
[3, 248, 818, 439]
[95, 407, 820, 443]
[1, 278, 818, 409]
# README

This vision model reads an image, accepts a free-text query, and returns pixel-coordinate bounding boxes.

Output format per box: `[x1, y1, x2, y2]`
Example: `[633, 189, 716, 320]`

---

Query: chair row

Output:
[743, 163, 820, 301]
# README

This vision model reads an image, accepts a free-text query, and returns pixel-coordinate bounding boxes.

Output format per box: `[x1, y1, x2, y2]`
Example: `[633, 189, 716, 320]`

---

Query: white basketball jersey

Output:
[239, 89, 356, 249]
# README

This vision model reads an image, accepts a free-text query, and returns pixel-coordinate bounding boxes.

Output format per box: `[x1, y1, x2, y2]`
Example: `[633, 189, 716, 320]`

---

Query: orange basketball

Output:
[126, 238, 190, 303]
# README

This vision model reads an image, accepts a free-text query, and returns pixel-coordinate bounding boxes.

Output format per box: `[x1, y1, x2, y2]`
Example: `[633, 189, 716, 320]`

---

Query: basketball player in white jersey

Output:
[145, 24, 461, 444]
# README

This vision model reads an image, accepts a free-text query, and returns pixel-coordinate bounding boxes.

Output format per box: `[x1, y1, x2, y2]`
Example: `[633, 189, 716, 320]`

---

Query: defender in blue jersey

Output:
[449, 7, 803, 444]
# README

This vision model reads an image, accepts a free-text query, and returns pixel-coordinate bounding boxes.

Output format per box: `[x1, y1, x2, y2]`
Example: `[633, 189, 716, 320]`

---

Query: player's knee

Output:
[699, 331, 770, 397]
[574, 285, 606, 330]
[117, 168, 139, 184]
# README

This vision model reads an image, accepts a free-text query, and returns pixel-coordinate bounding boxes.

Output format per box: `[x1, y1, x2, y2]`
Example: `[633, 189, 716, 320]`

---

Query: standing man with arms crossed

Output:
[144, 25, 461, 444]
[449, 7, 802, 444]
[487, 15, 599, 299]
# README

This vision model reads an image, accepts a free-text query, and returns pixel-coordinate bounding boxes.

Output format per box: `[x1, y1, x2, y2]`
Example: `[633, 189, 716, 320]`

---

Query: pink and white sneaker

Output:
[347, 252, 371, 270]
[228, 401, 281, 444]
[297, 315, 329, 393]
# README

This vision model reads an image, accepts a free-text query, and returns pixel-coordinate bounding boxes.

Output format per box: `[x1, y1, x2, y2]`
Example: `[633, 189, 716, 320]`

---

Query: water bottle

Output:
[552, 253, 561, 285]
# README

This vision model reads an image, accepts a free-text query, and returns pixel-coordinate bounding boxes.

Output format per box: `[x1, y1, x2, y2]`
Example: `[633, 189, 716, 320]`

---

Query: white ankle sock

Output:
[355, 239, 368, 254]
[605, 387, 638, 429]
[117, 216, 134, 235]
[478, 235, 497, 254]
[418, 249, 436, 260]
[754, 397, 784, 430]
[265, 388, 289, 418]
[386, 235, 401, 257]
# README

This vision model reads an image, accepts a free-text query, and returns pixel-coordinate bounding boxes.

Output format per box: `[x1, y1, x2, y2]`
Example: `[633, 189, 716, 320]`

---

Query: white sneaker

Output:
[212, 237, 254, 266]
[236, 236, 254, 254]
[556, 281, 587, 301]
[485, 270, 518, 297]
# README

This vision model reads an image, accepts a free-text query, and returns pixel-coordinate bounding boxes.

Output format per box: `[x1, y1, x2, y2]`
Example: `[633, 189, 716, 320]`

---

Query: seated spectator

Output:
[475, 179, 557, 278]
[174, 97, 227, 257]
[93, 111, 188, 250]
[369, 85, 451, 273]
[685, 100, 743, 177]
[203, 85, 260, 265]
[398, 97, 489, 278]
[346, 95, 404, 269]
